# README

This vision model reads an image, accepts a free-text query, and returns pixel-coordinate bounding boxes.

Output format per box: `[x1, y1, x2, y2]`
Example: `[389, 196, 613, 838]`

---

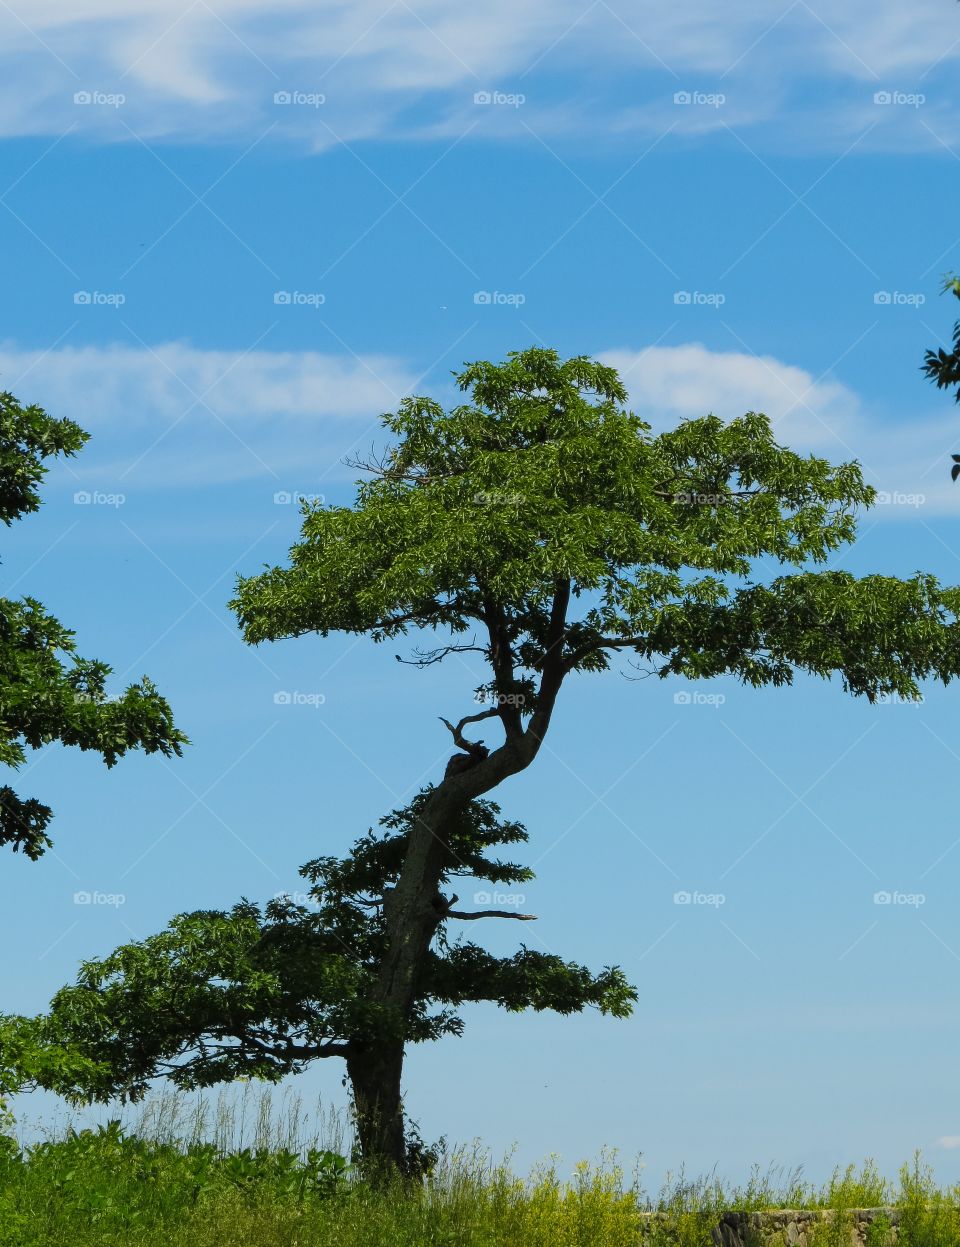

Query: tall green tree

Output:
[15, 347, 960, 1174]
[4, 794, 633, 1177]
[0, 391, 187, 857]
[218, 346, 960, 1169]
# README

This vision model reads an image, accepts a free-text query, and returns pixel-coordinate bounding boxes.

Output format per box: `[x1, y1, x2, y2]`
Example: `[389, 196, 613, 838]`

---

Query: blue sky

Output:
[5, 0, 960, 1191]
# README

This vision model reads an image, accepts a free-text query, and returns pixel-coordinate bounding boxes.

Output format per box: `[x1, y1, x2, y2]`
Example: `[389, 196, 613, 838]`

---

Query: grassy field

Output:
[2, 1090, 959, 1246]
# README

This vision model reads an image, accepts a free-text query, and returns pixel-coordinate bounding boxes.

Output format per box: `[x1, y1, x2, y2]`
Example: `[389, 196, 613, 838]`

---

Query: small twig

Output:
[345, 450, 462, 485]
[397, 642, 487, 668]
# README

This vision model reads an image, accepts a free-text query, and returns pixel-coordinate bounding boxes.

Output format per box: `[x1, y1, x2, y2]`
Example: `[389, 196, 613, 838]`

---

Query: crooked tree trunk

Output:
[376, 782, 465, 1006]
[346, 1042, 407, 1179]
[349, 780, 462, 1178]
[352, 582, 570, 1176]
[356, 747, 533, 1175]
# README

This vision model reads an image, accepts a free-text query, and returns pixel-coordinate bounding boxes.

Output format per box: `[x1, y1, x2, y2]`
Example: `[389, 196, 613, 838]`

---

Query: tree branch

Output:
[375, 594, 467, 634]
[446, 909, 537, 921]
[433, 889, 537, 922]
[439, 708, 500, 753]
[563, 634, 646, 673]
[523, 578, 571, 757]
[233, 1026, 351, 1061]
[482, 596, 525, 743]
[345, 451, 463, 485]
[397, 642, 487, 668]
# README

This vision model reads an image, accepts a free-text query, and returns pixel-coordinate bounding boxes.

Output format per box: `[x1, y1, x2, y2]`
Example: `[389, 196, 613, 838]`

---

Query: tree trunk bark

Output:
[350, 585, 570, 1177]
[346, 1041, 407, 1180]
[356, 731, 553, 1175]
[375, 781, 465, 1011]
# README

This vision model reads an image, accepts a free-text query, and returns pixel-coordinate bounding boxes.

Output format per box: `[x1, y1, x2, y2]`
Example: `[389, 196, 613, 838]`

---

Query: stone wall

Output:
[639, 1209, 901, 1247]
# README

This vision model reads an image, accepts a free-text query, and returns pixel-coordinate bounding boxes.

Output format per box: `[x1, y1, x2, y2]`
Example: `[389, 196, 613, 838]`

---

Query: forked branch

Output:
[439, 709, 499, 754]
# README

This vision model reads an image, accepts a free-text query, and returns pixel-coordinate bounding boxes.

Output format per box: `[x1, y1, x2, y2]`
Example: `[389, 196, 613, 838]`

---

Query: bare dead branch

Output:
[345, 450, 463, 484]
[446, 909, 538, 921]
[621, 657, 671, 681]
[439, 708, 500, 753]
[396, 643, 488, 668]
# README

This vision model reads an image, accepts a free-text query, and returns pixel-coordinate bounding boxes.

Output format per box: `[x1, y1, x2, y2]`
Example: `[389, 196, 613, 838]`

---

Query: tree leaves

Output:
[6, 796, 635, 1102]
[231, 347, 959, 717]
[0, 396, 188, 856]
[922, 276, 960, 474]
[0, 391, 87, 527]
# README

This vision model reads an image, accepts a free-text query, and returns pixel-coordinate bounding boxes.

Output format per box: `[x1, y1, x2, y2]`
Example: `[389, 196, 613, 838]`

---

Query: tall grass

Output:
[4, 1090, 960, 1247]
[123, 1082, 349, 1157]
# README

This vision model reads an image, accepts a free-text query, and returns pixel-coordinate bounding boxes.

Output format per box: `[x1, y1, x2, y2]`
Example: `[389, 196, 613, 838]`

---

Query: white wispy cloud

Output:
[599, 342, 864, 451]
[0, 340, 418, 487]
[0, 0, 957, 149]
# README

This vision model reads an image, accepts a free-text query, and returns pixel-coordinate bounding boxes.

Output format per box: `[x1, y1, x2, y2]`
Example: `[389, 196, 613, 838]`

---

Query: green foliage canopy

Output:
[3, 794, 634, 1103]
[232, 348, 960, 721]
[0, 391, 187, 858]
